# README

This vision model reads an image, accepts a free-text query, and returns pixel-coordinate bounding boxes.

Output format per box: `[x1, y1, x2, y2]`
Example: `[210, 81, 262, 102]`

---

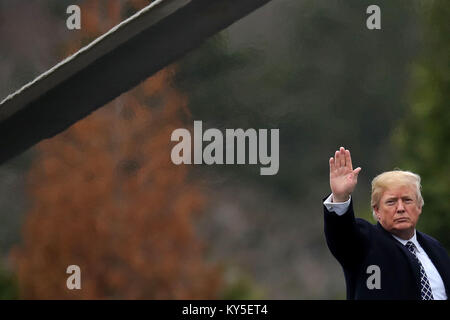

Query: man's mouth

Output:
[395, 218, 409, 223]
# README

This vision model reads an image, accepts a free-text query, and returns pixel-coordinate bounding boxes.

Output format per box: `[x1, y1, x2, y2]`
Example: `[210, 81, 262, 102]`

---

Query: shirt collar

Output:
[391, 230, 420, 253]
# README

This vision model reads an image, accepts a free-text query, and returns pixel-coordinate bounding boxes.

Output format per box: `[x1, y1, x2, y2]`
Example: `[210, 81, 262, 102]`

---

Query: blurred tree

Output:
[0, 265, 18, 299]
[220, 268, 264, 300]
[12, 0, 220, 299]
[176, 0, 420, 200]
[393, 0, 450, 250]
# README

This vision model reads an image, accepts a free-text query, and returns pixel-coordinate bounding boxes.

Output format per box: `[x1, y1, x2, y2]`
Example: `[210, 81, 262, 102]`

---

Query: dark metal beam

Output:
[0, 0, 271, 165]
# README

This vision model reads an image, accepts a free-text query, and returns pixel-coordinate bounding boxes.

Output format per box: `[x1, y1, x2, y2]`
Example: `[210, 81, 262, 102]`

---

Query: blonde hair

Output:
[371, 170, 424, 220]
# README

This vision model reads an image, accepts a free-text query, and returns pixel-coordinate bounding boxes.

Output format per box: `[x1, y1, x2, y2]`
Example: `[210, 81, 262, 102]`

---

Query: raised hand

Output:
[329, 147, 362, 202]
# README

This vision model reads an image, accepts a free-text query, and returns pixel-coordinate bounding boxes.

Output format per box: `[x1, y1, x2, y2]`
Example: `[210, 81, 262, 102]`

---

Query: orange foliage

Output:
[12, 0, 220, 299]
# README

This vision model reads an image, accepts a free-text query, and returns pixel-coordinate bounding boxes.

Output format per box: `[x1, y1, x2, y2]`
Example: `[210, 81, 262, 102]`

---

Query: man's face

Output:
[374, 185, 422, 239]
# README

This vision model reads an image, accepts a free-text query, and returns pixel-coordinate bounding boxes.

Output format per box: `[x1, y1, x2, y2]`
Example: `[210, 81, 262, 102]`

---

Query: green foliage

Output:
[0, 266, 18, 300]
[219, 268, 265, 300]
[393, 0, 450, 250]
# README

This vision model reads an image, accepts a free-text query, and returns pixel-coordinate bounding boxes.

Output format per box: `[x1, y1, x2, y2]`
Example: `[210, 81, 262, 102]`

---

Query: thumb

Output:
[353, 167, 362, 178]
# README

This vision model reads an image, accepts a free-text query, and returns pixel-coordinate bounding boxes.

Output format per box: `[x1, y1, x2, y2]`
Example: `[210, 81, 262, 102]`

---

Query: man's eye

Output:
[404, 199, 413, 204]
[386, 200, 395, 205]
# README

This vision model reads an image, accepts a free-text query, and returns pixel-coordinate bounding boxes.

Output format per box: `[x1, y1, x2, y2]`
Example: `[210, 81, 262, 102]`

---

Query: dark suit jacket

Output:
[323, 197, 450, 300]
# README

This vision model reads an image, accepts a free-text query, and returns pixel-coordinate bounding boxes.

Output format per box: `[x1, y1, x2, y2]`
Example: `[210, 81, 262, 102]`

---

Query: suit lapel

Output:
[376, 223, 422, 297]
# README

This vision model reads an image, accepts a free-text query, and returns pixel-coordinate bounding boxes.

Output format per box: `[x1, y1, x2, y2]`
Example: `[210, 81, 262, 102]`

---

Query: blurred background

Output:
[0, 0, 448, 299]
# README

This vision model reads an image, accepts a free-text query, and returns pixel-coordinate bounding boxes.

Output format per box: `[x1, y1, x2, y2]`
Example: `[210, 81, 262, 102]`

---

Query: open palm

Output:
[329, 147, 361, 202]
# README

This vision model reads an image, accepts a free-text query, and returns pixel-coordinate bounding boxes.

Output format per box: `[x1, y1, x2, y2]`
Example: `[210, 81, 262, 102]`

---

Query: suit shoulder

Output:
[355, 217, 376, 231]
[355, 217, 374, 226]
[417, 231, 444, 249]
[419, 231, 448, 251]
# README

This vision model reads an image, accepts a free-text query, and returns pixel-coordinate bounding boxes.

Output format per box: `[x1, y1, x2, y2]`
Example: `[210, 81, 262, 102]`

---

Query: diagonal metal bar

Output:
[0, 0, 271, 165]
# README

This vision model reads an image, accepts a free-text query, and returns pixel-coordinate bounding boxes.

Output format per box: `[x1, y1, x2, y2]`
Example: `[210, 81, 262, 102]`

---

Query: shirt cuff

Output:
[323, 193, 351, 216]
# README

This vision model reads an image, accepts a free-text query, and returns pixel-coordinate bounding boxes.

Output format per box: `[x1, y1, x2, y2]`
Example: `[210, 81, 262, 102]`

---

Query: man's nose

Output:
[397, 200, 405, 212]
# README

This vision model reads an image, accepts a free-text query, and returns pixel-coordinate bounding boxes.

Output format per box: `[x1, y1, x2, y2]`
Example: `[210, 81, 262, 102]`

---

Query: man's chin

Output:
[388, 223, 415, 240]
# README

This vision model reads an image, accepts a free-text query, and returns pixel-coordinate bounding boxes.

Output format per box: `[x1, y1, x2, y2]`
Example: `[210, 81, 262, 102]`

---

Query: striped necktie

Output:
[405, 241, 434, 300]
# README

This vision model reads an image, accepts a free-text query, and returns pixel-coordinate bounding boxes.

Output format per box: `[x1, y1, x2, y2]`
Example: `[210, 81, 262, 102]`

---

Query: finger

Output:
[353, 167, 362, 178]
[329, 157, 335, 173]
[335, 150, 340, 168]
[345, 149, 353, 170]
[340, 147, 346, 167]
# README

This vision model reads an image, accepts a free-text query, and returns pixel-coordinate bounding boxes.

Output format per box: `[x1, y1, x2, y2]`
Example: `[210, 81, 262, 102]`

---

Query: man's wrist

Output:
[332, 194, 350, 203]
[324, 194, 351, 215]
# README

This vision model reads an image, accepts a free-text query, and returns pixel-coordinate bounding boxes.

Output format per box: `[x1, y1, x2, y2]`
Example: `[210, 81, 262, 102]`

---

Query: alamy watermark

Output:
[366, 5, 381, 30]
[66, 265, 81, 290]
[366, 264, 381, 290]
[66, 5, 81, 30]
[65, 4, 380, 31]
[171, 121, 279, 175]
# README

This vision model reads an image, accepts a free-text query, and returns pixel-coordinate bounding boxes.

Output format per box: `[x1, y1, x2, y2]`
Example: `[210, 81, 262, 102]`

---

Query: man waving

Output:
[323, 147, 450, 300]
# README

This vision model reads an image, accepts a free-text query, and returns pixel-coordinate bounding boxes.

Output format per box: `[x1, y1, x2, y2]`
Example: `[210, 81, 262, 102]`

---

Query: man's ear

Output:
[373, 205, 381, 220]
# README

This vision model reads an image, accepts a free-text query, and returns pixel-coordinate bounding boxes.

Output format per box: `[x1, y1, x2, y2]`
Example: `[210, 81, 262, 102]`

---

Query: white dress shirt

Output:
[323, 193, 447, 300]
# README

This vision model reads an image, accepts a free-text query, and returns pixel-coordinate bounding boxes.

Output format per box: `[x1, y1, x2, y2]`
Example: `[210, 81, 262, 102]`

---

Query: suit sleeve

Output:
[323, 196, 371, 270]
